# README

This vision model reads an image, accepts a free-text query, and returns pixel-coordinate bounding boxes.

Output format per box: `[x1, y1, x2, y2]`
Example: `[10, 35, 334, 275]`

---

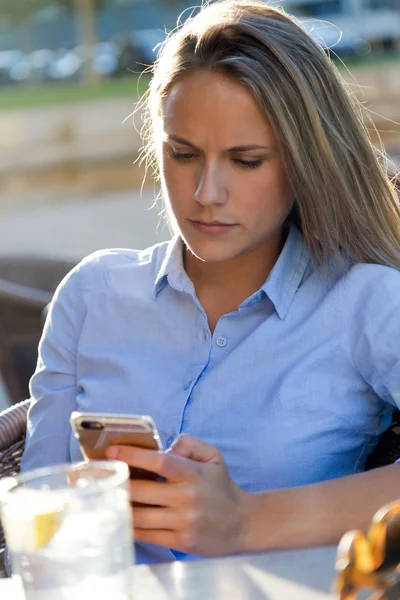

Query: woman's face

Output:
[158, 71, 294, 264]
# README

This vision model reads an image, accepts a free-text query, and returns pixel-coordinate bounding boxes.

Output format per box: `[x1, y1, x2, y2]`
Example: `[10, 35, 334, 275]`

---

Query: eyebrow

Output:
[165, 134, 273, 153]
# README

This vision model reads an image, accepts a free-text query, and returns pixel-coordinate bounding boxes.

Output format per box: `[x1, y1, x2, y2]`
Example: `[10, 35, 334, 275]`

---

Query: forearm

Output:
[241, 464, 400, 553]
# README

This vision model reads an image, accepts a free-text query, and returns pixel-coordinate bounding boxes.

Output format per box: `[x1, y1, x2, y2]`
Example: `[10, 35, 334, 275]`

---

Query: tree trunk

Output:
[72, 0, 99, 85]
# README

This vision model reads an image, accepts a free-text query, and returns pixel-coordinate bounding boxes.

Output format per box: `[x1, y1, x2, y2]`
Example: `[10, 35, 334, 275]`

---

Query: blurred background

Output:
[0, 0, 399, 410]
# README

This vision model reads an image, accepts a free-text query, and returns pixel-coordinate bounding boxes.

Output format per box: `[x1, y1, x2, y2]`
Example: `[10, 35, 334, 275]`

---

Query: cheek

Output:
[161, 160, 194, 207]
[159, 157, 176, 199]
[161, 158, 177, 187]
[240, 171, 293, 221]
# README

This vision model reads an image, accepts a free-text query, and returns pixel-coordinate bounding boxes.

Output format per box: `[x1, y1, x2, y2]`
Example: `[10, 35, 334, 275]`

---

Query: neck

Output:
[184, 232, 284, 303]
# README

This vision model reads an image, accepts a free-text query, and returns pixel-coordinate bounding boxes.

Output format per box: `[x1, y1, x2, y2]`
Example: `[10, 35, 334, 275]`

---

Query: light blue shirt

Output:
[21, 225, 400, 564]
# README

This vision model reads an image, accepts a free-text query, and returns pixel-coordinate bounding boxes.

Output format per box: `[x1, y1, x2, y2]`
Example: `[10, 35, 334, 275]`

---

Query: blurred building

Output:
[286, 0, 400, 55]
[0, 1, 181, 54]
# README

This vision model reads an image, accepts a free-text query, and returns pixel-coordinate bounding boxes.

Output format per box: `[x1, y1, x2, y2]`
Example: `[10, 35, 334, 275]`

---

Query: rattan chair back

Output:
[0, 399, 31, 570]
[365, 410, 400, 471]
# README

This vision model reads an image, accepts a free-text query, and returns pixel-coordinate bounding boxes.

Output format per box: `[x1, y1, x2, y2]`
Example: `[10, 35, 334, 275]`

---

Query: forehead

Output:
[160, 71, 276, 147]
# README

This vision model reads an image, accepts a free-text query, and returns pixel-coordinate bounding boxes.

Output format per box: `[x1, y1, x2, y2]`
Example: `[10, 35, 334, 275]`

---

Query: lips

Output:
[189, 220, 236, 235]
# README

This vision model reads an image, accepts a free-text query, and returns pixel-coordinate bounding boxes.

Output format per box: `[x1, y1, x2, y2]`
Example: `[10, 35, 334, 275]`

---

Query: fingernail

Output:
[106, 447, 118, 459]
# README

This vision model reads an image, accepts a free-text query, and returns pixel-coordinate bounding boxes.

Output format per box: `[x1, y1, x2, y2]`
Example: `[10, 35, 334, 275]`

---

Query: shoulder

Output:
[339, 262, 400, 323]
[62, 242, 171, 293]
[79, 242, 170, 272]
[341, 264, 400, 384]
[342, 262, 400, 299]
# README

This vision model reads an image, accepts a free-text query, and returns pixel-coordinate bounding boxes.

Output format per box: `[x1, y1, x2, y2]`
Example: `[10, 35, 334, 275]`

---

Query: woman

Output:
[21, 0, 400, 564]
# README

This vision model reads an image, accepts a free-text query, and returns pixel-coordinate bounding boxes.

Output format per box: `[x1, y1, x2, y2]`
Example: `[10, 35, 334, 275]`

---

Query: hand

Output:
[106, 434, 252, 557]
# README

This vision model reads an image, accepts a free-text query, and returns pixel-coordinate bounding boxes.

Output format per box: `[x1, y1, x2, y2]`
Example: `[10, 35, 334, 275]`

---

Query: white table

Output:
[0, 546, 346, 599]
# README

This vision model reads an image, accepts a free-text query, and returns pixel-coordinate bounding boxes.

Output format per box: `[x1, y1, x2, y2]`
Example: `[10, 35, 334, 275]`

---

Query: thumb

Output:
[168, 434, 223, 464]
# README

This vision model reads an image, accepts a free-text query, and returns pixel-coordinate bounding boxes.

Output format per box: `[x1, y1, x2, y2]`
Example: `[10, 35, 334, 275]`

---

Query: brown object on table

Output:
[0, 399, 31, 575]
[335, 499, 400, 600]
[0, 257, 75, 406]
[369, 580, 400, 600]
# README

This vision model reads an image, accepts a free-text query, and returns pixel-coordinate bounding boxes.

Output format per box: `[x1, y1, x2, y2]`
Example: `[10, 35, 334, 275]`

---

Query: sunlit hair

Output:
[139, 0, 400, 269]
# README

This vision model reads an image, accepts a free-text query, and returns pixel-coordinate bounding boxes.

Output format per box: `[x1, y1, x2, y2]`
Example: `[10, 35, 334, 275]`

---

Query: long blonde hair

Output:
[140, 0, 400, 269]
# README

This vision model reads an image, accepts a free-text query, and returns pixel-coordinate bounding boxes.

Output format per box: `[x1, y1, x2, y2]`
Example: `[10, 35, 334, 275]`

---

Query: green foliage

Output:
[0, 74, 151, 112]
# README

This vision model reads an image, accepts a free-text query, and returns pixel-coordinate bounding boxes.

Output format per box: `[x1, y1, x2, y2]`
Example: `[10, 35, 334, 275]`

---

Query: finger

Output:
[133, 528, 181, 551]
[133, 506, 181, 530]
[106, 445, 197, 483]
[129, 479, 184, 507]
[168, 434, 222, 464]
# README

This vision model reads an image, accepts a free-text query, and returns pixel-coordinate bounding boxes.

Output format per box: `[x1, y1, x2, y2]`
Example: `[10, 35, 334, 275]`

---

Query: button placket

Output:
[198, 328, 208, 343]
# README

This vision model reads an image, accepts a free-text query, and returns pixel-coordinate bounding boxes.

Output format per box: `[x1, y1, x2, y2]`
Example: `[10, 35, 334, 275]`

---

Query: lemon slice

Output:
[2, 489, 68, 552]
[31, 508, 65, 550]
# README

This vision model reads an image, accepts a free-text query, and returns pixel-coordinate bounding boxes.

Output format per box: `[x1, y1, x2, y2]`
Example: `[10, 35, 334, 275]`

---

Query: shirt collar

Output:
[152, 226, 311, 319]
[260, 225, 310, 319]
[152, 234, 187, 298]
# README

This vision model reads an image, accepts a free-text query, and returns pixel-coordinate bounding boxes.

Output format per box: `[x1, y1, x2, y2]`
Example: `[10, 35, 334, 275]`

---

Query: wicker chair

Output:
[365, 410, 400, 471]
[0, 257, 74, 406]
[0, 399, 30, 575]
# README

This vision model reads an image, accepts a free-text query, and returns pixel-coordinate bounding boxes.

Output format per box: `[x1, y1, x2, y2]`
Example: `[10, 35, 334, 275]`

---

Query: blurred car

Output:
[92, 41, 119, 76]
[129, 29, 166, 65]
[0, 47, 82, 84]
[109, 30, 166, 77]
[29, 49, 54, 81]
[0, 50, 25, 85]
[46, 48, 82, 81]
[301, 17, 372, 58]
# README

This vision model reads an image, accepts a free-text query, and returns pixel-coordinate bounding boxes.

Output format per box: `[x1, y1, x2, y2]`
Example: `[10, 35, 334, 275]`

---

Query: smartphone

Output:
[70, 411, 163, 481]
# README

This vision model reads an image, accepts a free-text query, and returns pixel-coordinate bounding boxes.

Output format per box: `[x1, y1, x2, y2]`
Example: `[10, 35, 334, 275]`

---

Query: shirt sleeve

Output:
[20, 264, 86, 473]
[349, 267, 400, 409]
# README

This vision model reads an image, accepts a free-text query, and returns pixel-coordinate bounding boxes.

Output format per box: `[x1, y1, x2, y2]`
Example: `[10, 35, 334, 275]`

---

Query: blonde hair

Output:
[140, 0, 400, 269]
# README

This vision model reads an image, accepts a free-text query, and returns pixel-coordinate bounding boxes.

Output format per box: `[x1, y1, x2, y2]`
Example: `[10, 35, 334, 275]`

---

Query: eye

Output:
[169, 151, 197, 162]
[233, 158, 263, 169]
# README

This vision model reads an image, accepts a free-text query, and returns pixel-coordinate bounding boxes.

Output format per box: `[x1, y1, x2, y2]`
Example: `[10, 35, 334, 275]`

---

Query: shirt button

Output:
[183, 381, 192, 391]
[166, 436, 174, 447]
[216, 336, 227, 348]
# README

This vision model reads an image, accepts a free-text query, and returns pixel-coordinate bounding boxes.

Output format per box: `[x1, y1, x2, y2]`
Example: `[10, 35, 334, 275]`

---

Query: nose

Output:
[194, 163, 227, 206]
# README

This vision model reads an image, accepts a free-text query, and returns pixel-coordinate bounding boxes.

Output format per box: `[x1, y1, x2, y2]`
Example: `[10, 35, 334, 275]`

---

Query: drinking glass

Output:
[0, 460, 134, 600]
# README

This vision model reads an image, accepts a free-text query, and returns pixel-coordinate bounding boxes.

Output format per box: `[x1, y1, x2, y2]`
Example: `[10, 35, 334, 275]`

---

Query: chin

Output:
[184, 240, 241, 264]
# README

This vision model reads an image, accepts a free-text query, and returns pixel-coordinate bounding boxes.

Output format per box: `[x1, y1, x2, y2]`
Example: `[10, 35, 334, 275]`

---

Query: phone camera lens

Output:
[81, 420, 104, 430]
